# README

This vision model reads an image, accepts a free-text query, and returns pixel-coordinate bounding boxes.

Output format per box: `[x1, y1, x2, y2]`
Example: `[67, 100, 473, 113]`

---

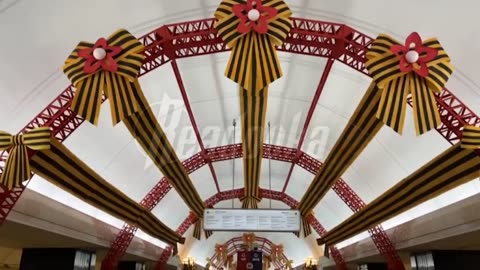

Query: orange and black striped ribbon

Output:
[318, 143, 480, 246]
[298, 83, 383, 217]
[30, 139, 184, 246]
[122, 87, 209, 237]
[239, 87, 268, 208]
[0, 127, 51, 190]
[461, 126, 480, 149]
[193, 219, 213, 240]
[63, 29, 145, 125]
[302, 216, 312, 237]
[214, 0, 292, 92]
[366, 34, 453, 135]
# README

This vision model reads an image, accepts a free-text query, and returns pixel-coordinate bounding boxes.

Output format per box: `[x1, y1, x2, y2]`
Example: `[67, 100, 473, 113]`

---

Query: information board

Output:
[203, 209, 300, 232]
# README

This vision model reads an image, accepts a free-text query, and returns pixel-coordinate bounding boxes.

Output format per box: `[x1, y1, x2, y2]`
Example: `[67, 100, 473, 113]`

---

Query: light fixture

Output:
[182, 256, 196, 270]
[304, 256, 318, 269]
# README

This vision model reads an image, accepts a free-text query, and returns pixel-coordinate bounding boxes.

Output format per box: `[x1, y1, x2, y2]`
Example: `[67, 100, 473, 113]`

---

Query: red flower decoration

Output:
[78, 38, 122, 74]
[232, 0, 278, 34]
[390, 32, 438, 77]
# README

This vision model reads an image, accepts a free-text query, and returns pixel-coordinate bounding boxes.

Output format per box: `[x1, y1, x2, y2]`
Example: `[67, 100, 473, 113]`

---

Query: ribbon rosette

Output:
[215, 244, 228, 261]
[271, 244, 283, 262]
[62, 29, 145, 126]
[0, 127, 51, 190]
[461, 126, 480, 149]
[214, 0, 292, 92]
[242, 232, 256, 250]
[366, 32, 454, 135]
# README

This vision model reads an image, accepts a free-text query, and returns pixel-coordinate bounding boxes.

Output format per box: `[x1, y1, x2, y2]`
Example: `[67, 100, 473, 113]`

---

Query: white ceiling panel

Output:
[151, 190, 189, 230]
[189, 165, 218, 200]
[313, 190, 354, 231]
[285, 166, 315, 200]
[213, 159, 245, 191]
[259, 159, 292, 191]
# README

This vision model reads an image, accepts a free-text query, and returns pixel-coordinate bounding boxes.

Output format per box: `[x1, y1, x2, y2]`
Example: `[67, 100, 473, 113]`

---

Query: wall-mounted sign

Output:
[203, 209, 300, 232]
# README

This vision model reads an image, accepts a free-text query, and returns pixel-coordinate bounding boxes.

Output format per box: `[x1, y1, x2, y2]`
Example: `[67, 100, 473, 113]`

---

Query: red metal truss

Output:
[0, 17, 478, 270]
[101, 153, 205, 270]
[308, 217, 348, 270]
[299, 153, 404, 269]
[0, 86, 85, 224]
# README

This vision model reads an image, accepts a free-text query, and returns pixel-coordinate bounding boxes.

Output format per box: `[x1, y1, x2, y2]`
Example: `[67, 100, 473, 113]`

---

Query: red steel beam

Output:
[157, 26, 221, 193]
[298, 153, 404, 269]
[281, 57, 334, 193]
[170, 60, 221, 192]
[101, 153, 204, 269]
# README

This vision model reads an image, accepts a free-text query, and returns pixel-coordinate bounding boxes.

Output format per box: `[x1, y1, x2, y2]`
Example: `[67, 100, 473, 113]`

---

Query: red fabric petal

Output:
[237, 19, 252, 33]
[414, 63, 429, 77]
[101, 55, 118, 72]
[390, 44, 406, 57]
[398, 57, 413, 73]
[260, 5, 278, 20]
[253, 16, 269, 34]
[417, 46, 438, 64]
[232, 4, 247, 20]
[94, 38, 108, 49]
[405, 32, 422, 50]
[78, 47, 94, 58]
[106, 45, 122, 58]
[246, 0, 255, 10]
[83, 59, 102, 73]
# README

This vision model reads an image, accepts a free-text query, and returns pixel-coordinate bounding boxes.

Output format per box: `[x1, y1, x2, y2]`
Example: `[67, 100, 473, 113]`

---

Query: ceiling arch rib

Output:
[280, 58, 334, 194]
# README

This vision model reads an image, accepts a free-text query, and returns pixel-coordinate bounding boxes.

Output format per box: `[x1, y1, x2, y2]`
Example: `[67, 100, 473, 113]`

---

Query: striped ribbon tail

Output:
[240, 87, 268, 208]
[62, 29, 145, 126]
[241, 197, 259, 209]
[0, 127, 51, 190]
[226, 33, 282, 92]
[319, 143, 480, 246]
[122, 87, 205, 218]
[299, 83, 383, 216]
[193, 219, 202, 240]
[461, 126, 480, 149]
[302, 216, 312, 237]
[205, 230, 213, 239]
[30, 139, 184, 246]
[410, 73, 442, 135]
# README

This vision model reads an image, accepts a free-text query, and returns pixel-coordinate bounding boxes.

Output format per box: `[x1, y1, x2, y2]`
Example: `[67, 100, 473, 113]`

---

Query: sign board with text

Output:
[203, 209, 300, 232]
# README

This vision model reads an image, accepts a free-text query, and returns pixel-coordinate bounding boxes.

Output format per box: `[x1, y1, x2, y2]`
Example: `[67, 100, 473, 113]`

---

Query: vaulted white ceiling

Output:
[1, 0, 480, 267]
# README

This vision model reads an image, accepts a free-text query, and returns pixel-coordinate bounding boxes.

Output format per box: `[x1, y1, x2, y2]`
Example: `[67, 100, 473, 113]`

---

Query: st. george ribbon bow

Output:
[366, 32, 454, 135]
[0, 127, 51, 190]
[62, 29, 145, 126]
[214, 0, 292, 92]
